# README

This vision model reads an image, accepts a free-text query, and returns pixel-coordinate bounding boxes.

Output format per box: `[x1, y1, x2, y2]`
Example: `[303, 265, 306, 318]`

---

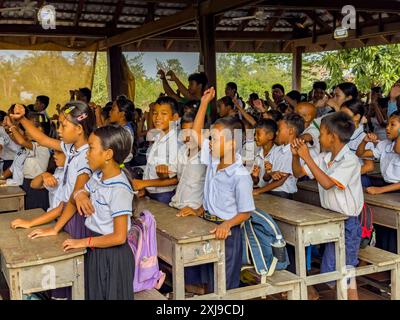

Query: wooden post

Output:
[292, 46, 303, 91]
[107, 45, 126, 101]
[198, 13, 217, 124]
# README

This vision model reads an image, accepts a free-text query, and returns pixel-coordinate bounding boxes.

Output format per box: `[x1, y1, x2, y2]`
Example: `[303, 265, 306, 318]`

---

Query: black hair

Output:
[266, 109, 283, 122]
[102, 103, 113, 121]
[226, 82, 238, 92]
[184, 100, 199, 111]
[272, 84, 285, 94]
[337, 82, 358, 100]
[213, 116, 245, 147]
[249, 93, 259, 101]
[389, 110, 400, 121]
[256, 119, 278, 138]
[278, 102, 289, 114]
[286, 90, 302, 103]
[341, 99, 365, 118]
[282, 113, 305, 136]
[115, 95, 135, 122]
[0, 110, 6, 122]
[36, 95, 50, 109]
[371, 86, 383, 94]
[313, 81, 327, 91]
[93, 125, 132, 165]
[61, 101, 96, 138]
[181, 111, 196, 125]
[135, 108, 143, 117]
[218, 96, 235, 109]
[188, 72, 208, 92]
[27, 104, 35, 113]
[155, 96, 179, 114]
[79, 87, 92, 103]
[27, 112, 51, 136]
[321, 112, 355, 144]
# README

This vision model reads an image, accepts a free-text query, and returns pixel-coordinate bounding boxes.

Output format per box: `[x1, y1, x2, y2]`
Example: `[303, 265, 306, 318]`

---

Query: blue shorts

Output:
[321, 216, 361, 274]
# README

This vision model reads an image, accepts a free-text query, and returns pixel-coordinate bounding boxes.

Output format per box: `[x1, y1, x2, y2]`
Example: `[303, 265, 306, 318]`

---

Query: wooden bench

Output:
[0, 186, 25, 213]
[295, 180, 400, 253]
[354, 246, 400, 300]
[254, 194, 348, 300]
[0, 209, 86, 300]
[135, 289, 167, 300]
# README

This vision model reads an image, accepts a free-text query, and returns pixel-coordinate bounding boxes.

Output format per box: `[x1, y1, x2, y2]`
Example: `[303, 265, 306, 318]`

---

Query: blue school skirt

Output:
[147, 190, 175, 205]
[185, 220, 242, 292]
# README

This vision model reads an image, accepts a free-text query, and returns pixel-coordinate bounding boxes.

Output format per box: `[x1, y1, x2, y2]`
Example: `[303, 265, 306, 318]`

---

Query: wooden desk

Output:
[295, 180, 400, 253]
[0, 186, 25, 213]
[254, 194, 348, 300]
[0, 209, 85, 300]
[136, 199, 226, 300]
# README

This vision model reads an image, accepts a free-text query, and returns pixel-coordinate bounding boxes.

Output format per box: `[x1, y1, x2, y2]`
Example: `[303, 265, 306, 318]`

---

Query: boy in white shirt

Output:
[292, 112, 363, 300]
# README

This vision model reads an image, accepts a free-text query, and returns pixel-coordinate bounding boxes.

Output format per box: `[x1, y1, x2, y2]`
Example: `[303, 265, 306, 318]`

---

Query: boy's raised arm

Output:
[193, 87, 215, 149]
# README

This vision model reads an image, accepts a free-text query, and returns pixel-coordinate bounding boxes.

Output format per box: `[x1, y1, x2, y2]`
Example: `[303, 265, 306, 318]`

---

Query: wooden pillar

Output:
[198, 13, 217, 124]
[292, 46, 303, 91]
[107, 45, 126, 101]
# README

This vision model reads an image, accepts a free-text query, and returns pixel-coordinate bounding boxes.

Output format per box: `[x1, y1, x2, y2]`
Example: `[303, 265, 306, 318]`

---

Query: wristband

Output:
[73, 189, 87, 200]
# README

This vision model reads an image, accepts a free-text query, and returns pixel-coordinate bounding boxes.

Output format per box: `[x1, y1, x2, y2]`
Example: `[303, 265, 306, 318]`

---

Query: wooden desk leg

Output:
[9, 269, 22, 300]
[213, 240, 226, 299]
[172, 244, 185, 300]
[295, 228, 307, 300]
[18, 196, 24, 211]
[396, 214, 400, 255]
[287, 282, 301, 300]
[335, 223, 348, 300]
[71, 256, 85, 300]
[390, 263, 400, 300]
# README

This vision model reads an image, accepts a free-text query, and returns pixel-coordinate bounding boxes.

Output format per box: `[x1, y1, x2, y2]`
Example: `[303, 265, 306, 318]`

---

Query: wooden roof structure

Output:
[0, 0, 400, 53]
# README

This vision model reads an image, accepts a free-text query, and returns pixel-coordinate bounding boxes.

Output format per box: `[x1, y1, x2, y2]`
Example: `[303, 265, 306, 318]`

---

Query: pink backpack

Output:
[128, 210, 165, 293]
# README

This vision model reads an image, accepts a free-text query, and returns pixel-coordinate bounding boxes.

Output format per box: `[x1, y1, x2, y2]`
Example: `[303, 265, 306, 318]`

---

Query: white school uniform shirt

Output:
[269, 144, 298, 194]
[302, 124, 320, 159]
[169, 144, 206, 210]
[60, 142, 92, 201]
[347, 126, 373, 166]
[241, 132, 259, 171]
[6, 148, 28, 186]
[85, 171, 133, 235]
[0, 126, 20, 161]
[303, 145, 364, 217]
[201, 139, 255, 220]
[45, 167, 66, 210]
[372, 139, 400, 183]
[143, 128, 181, 194]
[23, 142, 50, 179]
[254, 144, 278, 188]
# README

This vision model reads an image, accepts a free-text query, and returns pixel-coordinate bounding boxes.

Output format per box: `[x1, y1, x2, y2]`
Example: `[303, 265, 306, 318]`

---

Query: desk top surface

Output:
[136, 198, 218, 244]
[297, 180, 400, 211]
[255, 194, 347, 226]
[0, 186, 26, 198]
[0, 209, 85, 268]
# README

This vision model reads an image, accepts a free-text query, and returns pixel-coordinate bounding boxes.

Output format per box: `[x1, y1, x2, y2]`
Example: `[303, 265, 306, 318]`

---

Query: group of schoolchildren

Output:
[0, 71, 399, 300]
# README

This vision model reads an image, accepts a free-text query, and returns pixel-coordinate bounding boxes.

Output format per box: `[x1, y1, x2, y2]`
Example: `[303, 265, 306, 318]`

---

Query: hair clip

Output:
[119, 163, 125, 169]
[64, 106, 76, 114]
[76, 113, 88, 122]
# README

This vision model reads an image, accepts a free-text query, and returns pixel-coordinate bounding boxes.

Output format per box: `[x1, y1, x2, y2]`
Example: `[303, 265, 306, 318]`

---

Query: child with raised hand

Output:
[296, 102, 320, 159]
[132, 96, 181, 204]
[182, 87, 254, 293]
[292, 112, 362, 300]
[357, 111, 400, 195]
[10, 101, 96, 239]
[253, 113, 305, 198]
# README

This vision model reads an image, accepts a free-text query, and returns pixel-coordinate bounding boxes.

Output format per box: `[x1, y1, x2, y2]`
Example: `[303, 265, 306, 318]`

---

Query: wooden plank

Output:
[292, 46, 303, 91]
[358, 246, 400, 266]
[0, 210, 85, 268]
[254, 194, 347, 226]
[0, 186, 25, 199]
[135, 289, 167, 300]
[136, 198, 218, 243]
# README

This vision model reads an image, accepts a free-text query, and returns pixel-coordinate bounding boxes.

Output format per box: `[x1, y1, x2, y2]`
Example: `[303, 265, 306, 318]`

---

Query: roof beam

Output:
[254, 9, 285, 51]
[74, 0, 85, 26]
[237, 8, 258, 32]
[0, 25, 109, 38]
[144, 2, 156, 23]
[99, 0, 263, 49]
[112, 0, 125, 28]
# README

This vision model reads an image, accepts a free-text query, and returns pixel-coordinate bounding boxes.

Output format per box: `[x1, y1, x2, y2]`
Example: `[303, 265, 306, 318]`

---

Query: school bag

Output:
[241, 208, 289, 278]
[128, 210, 166, 293]
[359, 203, 375, 249]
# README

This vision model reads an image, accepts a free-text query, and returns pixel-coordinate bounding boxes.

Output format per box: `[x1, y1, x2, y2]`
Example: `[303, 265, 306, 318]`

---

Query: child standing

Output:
[133, 96, 181, 204]
[296, 102, 320, 159]
[179, 88, 254, 292]
[292, 112, 362, 300]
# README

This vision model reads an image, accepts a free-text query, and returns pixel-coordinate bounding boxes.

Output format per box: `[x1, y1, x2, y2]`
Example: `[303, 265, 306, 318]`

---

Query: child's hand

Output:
[4, 115, 14, 129]
[42, 172, 58, 188]
[290, 142, 299, 156]
[201, 87, 216, 104]
[75, 191, 95, 216]
[156, 164, 175, 179]
[251, 165, 261, 178]
[253, 99, 265, 113]
[137, 189, 146, 198]
[9, 104, 26, 121]
[271, 171, 289, 181]
[11, 218, 32, 229]
[63, 238, 87, 252]
[253, 189, 263, 196]
[264, 161, 272, 172]
[176, 207, 199, 217]
[28, 227, 58, 239]
[390, 83, 400, 100]
[366, 186, 383, 195]
[364, 133, 378, 143]
[210, 221, 231, 240]
[292, 138, 310, 160]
